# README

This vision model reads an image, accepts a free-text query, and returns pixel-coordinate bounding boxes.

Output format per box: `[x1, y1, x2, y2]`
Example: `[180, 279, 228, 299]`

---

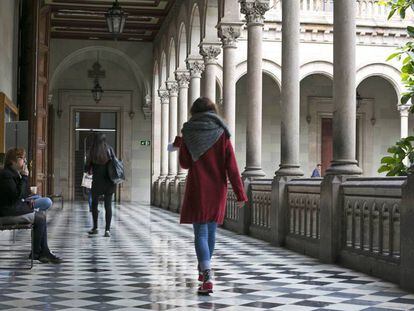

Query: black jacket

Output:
[0, 166, 32, 217]
[85, 146, 116, 196]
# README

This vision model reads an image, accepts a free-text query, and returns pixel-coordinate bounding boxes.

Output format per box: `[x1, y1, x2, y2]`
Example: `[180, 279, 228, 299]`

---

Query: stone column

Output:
[326, 0, 362, 175]
[186, 57, 204, 113]
[166, 80, 179, 179]
[219, 22, 243, 143]
[276, 0, 303, 177]
[240, 0, 269, 178]
[399, 104, 411, 139]
[175, 69, 190, 178]
[158, 89, 169, 178]
[200, 43, 221, 102]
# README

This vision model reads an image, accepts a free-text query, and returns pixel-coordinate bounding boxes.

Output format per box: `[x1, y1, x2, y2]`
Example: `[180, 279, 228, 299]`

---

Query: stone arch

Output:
[189, 3, 202, 55]
[235, 59, 282, 89]
[356, 63, 403, 100]
[167, 37, 177, 80]
[178, 22, 188, 69]
[49, 45, 149, 96]
[300, 61, 333, 81]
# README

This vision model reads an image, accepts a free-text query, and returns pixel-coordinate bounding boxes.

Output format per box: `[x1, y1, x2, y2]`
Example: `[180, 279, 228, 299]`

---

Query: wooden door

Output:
[321, 118, 333, 176]
[33, 4, 51, 196]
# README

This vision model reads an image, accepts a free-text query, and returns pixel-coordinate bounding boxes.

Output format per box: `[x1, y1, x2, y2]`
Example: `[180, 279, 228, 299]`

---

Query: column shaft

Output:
[166, 81, 178, 178]
[328, 0, 362, 175]
[276, 0, 303, 176]
[158, 89, 169, 177]
[176, 70, 190, 177]
[200, 44, 221, 103]
[186, 58, 204, 114]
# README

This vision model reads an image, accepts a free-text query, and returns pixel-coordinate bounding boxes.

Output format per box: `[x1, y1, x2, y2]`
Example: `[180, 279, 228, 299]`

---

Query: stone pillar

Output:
[276, 0, 303, 177]
[218, 22, 243, 143]
[326, 0, 362, 175]
[399, 104, 410, 139]
[200, 43, 221, 102]
[158, 89, 169, 178]
[186, 57, 204, 113]
[166, 80, 179, 179]
[240, 0, 269, 178]
[175, 69, 190, 178]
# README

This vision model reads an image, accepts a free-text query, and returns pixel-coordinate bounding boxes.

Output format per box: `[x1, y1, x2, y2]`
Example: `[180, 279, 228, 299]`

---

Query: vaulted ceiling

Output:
[45, 0, 176, 42]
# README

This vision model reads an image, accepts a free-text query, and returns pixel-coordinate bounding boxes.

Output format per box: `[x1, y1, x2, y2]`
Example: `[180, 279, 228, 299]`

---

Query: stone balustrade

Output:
[249, 180, 273, 242]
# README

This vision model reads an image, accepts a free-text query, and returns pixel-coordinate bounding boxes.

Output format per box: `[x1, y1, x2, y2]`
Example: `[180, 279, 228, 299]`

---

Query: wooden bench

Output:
[0, 222, 34, 269]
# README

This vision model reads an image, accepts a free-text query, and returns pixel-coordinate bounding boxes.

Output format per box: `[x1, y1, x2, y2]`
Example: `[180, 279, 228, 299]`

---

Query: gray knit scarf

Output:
[181, 112, 230, 161]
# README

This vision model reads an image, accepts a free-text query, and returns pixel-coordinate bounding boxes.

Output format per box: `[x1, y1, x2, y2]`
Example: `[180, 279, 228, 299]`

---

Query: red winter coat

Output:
[175, 133, 248, 225]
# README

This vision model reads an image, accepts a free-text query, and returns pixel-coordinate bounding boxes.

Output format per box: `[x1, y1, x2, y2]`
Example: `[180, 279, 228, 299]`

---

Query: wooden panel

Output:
[321, 118, 333, 176]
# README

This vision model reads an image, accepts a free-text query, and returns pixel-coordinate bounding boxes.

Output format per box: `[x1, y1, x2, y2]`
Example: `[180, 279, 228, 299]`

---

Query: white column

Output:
[158, 89, 169, 178]
[200, 43, 221, 102]
[240, 0, 269, 178]
[166, 80, 179, 179]
[399, 104, 411, 139]
[327, 0, 362, 175]
[175, 69, 190, 178]
[219, 22, 242, 144]
[186, 57, 204, 114]
[276, 0, 303, 177]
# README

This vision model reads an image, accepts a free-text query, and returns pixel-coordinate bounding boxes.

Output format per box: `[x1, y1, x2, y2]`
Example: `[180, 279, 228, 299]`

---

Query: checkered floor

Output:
[0, 202, 413, 311]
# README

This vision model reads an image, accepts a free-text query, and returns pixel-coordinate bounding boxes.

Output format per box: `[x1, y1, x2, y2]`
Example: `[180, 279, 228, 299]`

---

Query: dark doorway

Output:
[321, 118, 333, 176]
[74, 111, 117, 200]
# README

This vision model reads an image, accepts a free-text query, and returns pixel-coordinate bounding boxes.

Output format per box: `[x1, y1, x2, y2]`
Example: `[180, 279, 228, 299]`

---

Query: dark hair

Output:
[89, 133, 109, 165]
[317, 164, 322, 167]
[5, 148, 26, 167]
[190, 97, 218, 116]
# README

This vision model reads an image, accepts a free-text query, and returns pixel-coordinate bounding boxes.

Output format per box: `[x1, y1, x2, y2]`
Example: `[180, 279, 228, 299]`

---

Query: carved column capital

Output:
[175, 70, 190, 88]
[239, 0, 270, 25]
[186, 58, 205, 78]
[199, 43, 221, 65]
[218, 23, 243, 48]
[399, 104, 412, 117]
[166, 80, 179, 97]
[158, 88, 170, 104]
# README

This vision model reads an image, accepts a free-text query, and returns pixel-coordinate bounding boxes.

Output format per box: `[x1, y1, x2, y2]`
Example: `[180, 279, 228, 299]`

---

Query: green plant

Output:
[377, 0, 414, 175]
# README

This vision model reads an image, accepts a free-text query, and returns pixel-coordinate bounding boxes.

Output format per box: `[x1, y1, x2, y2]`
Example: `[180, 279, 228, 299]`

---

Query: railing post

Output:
[239, 178, 253, 235]
[270, 176, 292, 246]
[319, 175, 345, 263]
[400, 172, 414, 292]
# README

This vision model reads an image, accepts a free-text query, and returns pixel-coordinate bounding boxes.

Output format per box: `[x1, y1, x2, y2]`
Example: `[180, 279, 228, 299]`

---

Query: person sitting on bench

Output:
[0, 148, 62, 264]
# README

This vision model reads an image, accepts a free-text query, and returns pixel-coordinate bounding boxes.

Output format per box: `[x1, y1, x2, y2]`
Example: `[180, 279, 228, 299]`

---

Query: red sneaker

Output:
[198, 272, 204, 282]
[197, 270, 213, 295]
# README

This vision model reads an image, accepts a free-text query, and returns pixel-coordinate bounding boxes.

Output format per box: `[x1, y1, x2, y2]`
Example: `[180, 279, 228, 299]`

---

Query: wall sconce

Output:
[57, 108, 63, 118]
[370, 117, 376, 126]
[306, 115, 311, 124]
[129, 111, 135, 119]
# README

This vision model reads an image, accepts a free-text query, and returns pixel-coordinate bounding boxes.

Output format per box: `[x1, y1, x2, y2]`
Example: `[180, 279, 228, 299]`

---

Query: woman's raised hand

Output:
[237, 201, 245, 209]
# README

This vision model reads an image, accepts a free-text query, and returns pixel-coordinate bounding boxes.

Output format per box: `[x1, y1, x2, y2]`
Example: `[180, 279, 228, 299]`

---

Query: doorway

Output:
[74, 111, 117, 200]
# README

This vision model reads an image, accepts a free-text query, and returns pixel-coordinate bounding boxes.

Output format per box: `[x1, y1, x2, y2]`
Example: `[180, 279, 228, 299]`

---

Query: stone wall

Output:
[0, 0, 18, 102]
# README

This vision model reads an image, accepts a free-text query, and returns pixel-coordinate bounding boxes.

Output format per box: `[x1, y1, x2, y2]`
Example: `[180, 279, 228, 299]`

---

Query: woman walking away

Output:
[85, 133, 116, 237]
[173, 97, 247, 295]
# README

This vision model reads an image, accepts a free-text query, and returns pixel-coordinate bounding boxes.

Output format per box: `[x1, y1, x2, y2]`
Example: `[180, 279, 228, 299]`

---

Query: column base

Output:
[242, 167, 266, 179]
[275, 164, 304, 177]
[326, 160, 362, 175]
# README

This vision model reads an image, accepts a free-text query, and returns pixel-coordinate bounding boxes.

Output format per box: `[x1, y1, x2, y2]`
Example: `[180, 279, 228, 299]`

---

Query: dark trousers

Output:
[91, 192, 113, 231]
[33, 211, 49, 256]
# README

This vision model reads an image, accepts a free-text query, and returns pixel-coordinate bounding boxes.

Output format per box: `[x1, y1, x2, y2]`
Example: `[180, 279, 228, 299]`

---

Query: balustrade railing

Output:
[287, 179, 322, 240]
[225, 185, 239, 223]
[342, 177, 405, 263]
[249, 180, 272, 241]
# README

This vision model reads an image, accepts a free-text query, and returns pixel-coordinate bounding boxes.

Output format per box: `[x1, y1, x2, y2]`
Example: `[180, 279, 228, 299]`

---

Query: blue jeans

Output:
[30, 196, 53, 211]
[193, 222, 218, 271]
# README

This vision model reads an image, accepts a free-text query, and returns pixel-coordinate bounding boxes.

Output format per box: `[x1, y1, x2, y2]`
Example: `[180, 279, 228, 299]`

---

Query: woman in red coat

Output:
[173, 97, 247, 295]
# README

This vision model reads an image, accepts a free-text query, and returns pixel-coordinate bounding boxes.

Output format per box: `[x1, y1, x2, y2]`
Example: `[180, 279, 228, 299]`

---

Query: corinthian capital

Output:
[158, 88, 169, 104]
[175, 69, 190, 88]
[186, 57, 205, 78]
[166, 80, 179, 97]
[199, 43, 221, 65]
[398, 103, 412, 117]
[218, 23, 243, 48]
[239, 0, 270, 25]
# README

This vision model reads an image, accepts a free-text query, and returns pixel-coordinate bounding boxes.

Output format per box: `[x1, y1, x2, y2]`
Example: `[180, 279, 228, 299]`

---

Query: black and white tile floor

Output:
[0, 202, 414, 310]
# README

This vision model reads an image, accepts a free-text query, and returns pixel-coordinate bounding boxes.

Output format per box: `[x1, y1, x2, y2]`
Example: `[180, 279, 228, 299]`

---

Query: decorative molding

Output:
[398, 104, 411, 117]
[218, 23, 243, 48]
[142, 94, 152, 120]
[158, 88, 169, 105]
[165, 80, 179, 97]
[175, 70, 190, 88]
[186, 58, 205, 78]
[240, 0, 270, 25]
[199, 43, 222, 65]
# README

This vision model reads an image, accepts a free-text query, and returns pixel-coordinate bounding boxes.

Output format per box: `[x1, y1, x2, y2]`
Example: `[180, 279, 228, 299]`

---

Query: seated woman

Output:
[0, 148, 61, 264]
